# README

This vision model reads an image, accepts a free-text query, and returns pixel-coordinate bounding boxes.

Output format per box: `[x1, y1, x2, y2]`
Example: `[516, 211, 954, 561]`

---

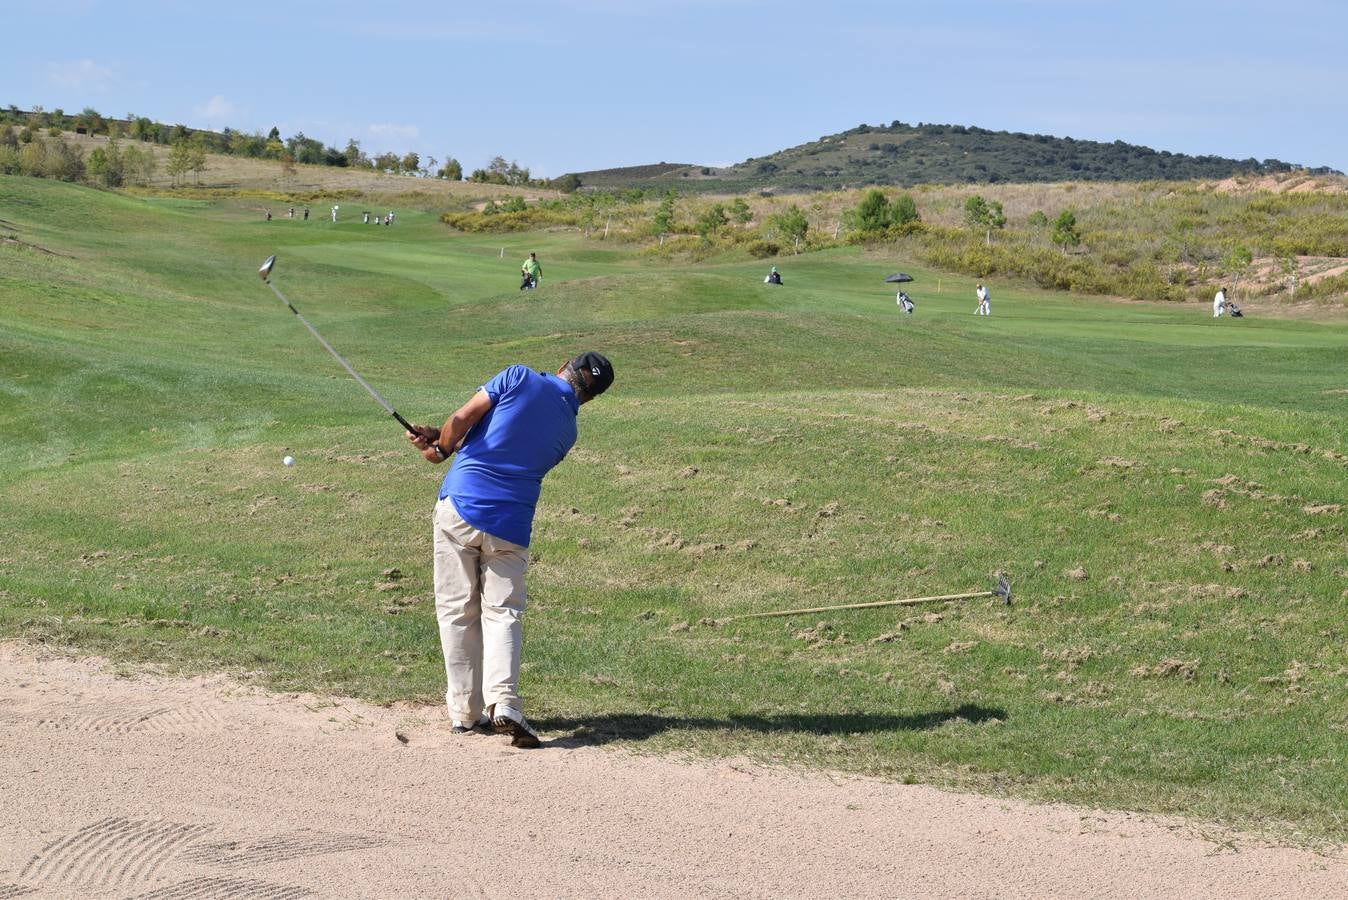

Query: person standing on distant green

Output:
[520, 251, 542, 291]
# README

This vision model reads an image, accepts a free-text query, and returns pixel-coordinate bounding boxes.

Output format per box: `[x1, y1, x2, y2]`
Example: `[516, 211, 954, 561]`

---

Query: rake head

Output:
[993, 574, 1013, 605]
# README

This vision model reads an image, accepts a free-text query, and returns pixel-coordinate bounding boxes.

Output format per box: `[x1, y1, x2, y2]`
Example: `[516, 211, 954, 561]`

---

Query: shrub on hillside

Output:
[442, 206, 579, 233]
[10, 134, 85, 182]
[843, 188, 922, 241]
[1294, 272, 1348, 302]
[746, 240, 781, 258]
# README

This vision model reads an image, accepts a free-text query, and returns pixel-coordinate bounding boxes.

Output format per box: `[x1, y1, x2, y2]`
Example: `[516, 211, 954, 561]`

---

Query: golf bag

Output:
[1227, 301, 1243, 318]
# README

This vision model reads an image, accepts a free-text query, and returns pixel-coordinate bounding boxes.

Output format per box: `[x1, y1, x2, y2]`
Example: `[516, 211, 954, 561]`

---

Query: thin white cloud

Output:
[368, 123, 420, 140]
[46, 58, 116, 92]
[196, 95, 240, 125]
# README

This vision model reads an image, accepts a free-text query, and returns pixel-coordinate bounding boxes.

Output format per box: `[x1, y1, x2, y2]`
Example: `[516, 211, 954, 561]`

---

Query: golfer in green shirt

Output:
[520, 252, 542, 290]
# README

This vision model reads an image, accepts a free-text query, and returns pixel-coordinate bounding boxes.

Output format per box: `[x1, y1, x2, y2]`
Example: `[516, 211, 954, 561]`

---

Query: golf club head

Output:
[258, 255, 276, 282]
[994, 574, 1012, 605]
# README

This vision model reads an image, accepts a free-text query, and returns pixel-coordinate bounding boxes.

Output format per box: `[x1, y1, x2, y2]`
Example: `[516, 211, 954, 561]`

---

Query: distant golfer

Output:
[405, 352, 615, 748]
[1213, 287, 1227, 318]
[975, 283, 991, 316]
[520, 251, 542, 290]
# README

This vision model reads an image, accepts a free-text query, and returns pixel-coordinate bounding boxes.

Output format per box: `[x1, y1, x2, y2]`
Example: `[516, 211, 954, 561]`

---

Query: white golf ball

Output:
[283, 456, 295, 467]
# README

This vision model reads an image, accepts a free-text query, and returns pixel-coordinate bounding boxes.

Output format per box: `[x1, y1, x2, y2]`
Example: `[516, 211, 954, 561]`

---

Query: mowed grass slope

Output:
[2, 175, 1346, 841]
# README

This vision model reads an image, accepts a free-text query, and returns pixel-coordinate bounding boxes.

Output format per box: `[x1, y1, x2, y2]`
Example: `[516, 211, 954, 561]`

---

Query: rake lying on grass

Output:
[727, 575, 1012, 621]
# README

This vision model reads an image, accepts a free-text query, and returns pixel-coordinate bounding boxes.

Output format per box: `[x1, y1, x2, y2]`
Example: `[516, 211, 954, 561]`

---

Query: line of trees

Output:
[1, 105, 602, 192]
[0, 126, 209, 188]
[4, 103, 587, 191]
[0, 104, 478, 181]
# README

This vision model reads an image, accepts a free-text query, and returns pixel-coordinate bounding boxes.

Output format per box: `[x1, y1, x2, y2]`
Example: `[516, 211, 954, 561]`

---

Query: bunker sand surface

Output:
[2, 643, 1345, 899]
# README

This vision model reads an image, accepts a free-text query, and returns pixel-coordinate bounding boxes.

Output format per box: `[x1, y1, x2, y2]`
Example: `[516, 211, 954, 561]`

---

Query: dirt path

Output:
[2, 643, 1345, 899]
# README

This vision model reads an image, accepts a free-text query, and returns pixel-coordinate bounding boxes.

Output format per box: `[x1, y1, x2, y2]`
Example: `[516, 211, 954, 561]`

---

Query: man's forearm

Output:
[436, 412, 473, 454]
[434, 389, 493, 456]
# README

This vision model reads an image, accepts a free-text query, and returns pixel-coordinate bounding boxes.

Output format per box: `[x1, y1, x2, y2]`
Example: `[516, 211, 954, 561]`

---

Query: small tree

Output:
[166, 139, 193, 187]
[652, 190, 676, 243]
[87, 136, 124, 187]
[891, 193, 920, 227]
[80, 106, 106, 135]
[400, 151, 420, 175]
[1280, 255, 1298, 299]
[696, 202, 729, 242]
[1051, 209, 1081, 254]
[594, 191, 616, 238]
[578, 195, 599, 237]
[1223, 245, 1254, 295]
[343, 138, 366, 168]
[188, 137, 208, 185]
[121, 145, 155, 185]
[848, 189, 893, 235]
[439, 157, 462, 180]
[729, 198, 752, 224]
[964, 194, 1006, 246]
[769, 204, 810, 254]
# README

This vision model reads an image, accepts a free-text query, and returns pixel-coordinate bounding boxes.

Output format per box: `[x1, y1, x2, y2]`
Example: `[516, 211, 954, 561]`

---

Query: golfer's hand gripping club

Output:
[257, 255, 417, 436]
[406, 425, 449, 463]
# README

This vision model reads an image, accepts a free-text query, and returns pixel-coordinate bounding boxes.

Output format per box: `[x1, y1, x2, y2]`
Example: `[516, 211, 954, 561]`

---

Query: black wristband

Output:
[431, 443, 447, 460]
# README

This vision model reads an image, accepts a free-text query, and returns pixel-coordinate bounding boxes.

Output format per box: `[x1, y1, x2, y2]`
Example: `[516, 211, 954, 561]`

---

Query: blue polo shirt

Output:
[439, 365, 579, 547]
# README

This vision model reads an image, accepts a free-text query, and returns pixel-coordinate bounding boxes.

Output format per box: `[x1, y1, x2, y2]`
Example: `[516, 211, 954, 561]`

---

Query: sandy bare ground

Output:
[2, 643, 1345, 899]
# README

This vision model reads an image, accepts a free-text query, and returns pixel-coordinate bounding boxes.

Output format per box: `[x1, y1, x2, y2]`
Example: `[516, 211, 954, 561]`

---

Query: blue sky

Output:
[5, 0, 1346, 177]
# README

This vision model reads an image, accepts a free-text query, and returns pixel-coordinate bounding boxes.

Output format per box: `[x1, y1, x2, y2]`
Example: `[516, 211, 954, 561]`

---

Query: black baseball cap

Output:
[570, 351, 614, 396]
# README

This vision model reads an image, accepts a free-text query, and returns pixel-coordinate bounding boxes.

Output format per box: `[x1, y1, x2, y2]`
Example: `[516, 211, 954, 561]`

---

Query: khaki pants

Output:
[432, 498, 529, 723]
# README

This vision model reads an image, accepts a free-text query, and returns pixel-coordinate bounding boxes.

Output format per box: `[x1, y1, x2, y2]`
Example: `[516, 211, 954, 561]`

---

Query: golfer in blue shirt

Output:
[406, 352, 614, 748]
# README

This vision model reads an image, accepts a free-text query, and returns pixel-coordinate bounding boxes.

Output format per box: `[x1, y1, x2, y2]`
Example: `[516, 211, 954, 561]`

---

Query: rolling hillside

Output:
[567, 121, 1341, 194]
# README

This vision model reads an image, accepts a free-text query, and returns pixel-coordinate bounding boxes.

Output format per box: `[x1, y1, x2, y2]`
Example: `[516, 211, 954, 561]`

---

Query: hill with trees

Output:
[565, 121, 1341, 193]
[0, 103, 551, 187]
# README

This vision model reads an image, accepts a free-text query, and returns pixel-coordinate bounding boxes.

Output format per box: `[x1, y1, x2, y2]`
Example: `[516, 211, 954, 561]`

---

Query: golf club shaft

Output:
[730, 590, 995, 621]
[263, 279, 415, 434]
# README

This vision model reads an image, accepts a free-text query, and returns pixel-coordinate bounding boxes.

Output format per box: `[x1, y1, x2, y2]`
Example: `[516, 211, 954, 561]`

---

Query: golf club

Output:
[257, 255, 416, 435]
[727, 575, 1012, 621]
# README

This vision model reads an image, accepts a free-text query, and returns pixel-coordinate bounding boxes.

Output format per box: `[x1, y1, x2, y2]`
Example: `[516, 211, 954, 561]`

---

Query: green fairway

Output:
[2, 175, 1346, 841]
